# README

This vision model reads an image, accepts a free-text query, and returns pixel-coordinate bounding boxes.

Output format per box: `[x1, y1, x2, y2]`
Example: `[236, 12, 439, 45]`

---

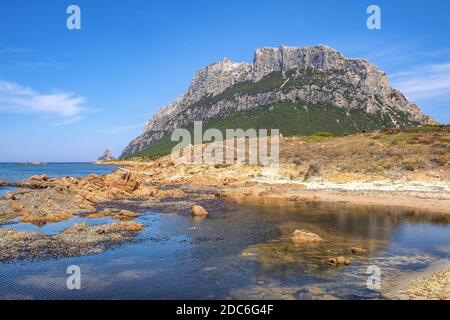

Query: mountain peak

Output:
[121, 45, 437, 158]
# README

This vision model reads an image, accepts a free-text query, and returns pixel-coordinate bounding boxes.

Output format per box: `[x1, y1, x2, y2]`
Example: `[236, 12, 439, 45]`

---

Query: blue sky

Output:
[0, 0, 449, 162]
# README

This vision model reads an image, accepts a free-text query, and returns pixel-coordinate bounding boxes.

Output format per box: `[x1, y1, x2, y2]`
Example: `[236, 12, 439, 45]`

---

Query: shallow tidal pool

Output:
[0, 199, 449, 300]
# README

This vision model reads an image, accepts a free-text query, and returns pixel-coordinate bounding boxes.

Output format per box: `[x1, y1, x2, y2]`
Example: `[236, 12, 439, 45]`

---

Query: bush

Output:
[313, 132, 334, 137]
[303, 161, 320, 181]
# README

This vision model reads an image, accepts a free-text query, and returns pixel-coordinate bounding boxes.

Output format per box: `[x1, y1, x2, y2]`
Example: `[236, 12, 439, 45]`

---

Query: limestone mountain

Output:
[121, 45, 437, 158]
[98, 149, 116, 161]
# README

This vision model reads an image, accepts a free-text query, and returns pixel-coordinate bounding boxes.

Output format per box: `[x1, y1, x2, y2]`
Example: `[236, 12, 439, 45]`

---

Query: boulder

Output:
[88, 209, 139, 221]
[20, 211, 73, 225]
[10, 203, 25, 212]
[328, 256, 351, 267]
[100, 221, 144, 233]
[291, 229, 323, 244]
[351, 247, 367, 255]
[117, 210, 139, 219]
[191, 205, 209, 217]
[17, 174, 51, 188]
[62, 222, 90, 234]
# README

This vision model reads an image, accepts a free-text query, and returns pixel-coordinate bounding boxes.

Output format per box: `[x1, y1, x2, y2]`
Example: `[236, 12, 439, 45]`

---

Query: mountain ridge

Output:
[121, 45, 437, 159]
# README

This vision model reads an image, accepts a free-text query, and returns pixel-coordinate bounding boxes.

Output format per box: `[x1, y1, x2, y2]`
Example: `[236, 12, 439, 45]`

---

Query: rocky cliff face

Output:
[98, 149, 116, 161]
[121, 45, 437, 158]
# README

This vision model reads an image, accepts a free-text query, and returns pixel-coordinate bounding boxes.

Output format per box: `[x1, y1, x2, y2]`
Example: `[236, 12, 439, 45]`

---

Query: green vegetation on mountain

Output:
[190, 69, 356, 110]
[128, 101, 420, 159]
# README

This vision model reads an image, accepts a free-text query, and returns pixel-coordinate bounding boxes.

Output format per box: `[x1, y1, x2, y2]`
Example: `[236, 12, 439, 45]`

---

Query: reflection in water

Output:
[0, 199, 449, 300]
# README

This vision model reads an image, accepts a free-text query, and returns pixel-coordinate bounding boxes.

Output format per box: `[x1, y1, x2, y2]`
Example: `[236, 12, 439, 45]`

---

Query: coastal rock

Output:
[88, 209, 140, 220]
[294, 286, 338, 300]
[98, 149, 116, 161]
[291, 229, 323, 244]
[62, 222, 89, 234]
[14, 162, 47, 165]
[328, 256, 351, 267]
[0, 221, 145, 262]
[223, 177, 240, 186]
[19, 211, 73, 225]
[132, 186, 185, 198]
[16, 174, 51, 188]
[60, 221, 144, 237]
[10, 203, 25, 212]
[117, 209, 140, 219]
[0, 180, 11, 187]
[191, 205, 209, 217]
[1, 170, 147, 226]
[403, 267, 450, 300]
[351, 247, 368, 255]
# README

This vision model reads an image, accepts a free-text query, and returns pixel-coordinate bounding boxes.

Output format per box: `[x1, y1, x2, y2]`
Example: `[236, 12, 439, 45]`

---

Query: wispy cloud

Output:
[390, 62, 450, 101]
[101, 124, 143, 134]
[0, 79, 87, 123]
[357, 44, 409, 62]
[0, 46, 31, 55]
[52, 115, 86, 126]
[0, 46, 63, 71]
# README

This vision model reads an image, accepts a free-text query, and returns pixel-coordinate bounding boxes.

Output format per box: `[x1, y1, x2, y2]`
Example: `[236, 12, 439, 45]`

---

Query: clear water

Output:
[0, 163, 119, 183]
[8, 216, 118, 235]
[0, 186, 16, 198]
[0, 199, 449, 300]
[0, 162, 118, 198]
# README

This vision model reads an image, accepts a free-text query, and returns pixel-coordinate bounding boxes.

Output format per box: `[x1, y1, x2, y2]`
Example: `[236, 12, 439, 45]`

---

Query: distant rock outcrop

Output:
[98, 149, 116, 161]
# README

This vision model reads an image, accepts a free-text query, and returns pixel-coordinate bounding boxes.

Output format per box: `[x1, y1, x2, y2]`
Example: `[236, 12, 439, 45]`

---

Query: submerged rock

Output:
[88, 209, 140, 221]
[328, 256, 351, 267]
[0, 221, 144, 262]
[19, 211, 73, 225]
[0, 180, 14, 187]
[351, 247, 368, 255]
[191, 205, 209, 217]
[290, 229, 323, 244]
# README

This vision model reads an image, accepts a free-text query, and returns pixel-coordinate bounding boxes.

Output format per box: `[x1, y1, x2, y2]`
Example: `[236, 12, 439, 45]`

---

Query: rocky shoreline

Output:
[384, 260, 450, 300]
[1, 129, 449, 298]
[0, 167, 224, 262]
[3, 156, 448, 257]
[0, 180, 15, 188]
[0, 221, 144, 262]
[0, 161, 449, 298]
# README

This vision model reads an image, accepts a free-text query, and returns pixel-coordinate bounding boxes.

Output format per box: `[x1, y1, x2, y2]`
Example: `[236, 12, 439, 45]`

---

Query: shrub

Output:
[402, 156, 426, 171]
[313, 132, 334, 137]
[303, 162, 320, 181]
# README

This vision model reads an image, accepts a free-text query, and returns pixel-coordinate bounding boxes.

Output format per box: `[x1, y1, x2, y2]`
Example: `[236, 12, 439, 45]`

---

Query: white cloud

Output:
[391, 63, 450, 101]
[0, 79, 87, 121]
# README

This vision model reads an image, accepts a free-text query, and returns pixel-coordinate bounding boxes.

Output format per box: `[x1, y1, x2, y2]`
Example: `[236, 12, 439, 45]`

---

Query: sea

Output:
[0, 162, 119, 197]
